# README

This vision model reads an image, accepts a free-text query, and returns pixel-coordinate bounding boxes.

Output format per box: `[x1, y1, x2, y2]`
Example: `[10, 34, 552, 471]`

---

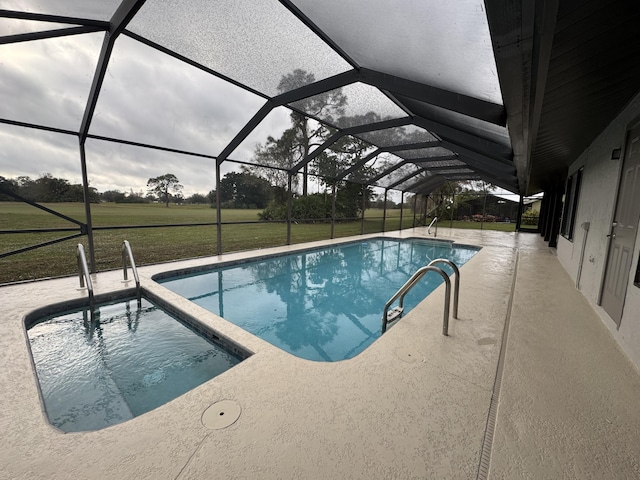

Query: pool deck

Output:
[1, 228, 639, 479]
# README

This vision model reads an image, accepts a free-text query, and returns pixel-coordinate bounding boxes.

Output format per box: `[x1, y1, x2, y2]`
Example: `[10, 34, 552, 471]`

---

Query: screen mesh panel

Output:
[291, 0, 502, 104]
[0, 0, 122, 21]
[357, 125, 437, 147]
[128, 0, 352, 97]
[289, 83, 406, 128]
[85, 138, 216, 198]
[90, 36, 265, 157]
[395, 147, 455, 160]
[0, 33, 103, 131]
[0, 18, 81, 35]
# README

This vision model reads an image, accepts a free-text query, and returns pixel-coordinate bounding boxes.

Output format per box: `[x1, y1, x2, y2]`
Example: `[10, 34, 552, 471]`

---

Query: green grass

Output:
[0, 202, 514, 284]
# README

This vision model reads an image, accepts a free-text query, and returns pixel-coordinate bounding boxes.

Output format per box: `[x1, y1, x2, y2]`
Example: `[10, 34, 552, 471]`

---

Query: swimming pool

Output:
[26, 296, 247, 432]
[158, 238, 479, 362]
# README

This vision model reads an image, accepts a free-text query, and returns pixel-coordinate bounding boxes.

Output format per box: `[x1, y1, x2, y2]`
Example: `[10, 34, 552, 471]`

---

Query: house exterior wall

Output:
[557, 90, 640, 369]
[529, 199, 542, 213]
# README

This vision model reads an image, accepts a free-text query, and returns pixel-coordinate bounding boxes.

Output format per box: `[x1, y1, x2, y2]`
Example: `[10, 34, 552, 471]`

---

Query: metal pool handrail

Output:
[76, 243, 94, 308]
[381, 265, 451, 336]
[428, 259, 460, 319]
[122, 240, 141, 299]
[427, 216, 438, 236]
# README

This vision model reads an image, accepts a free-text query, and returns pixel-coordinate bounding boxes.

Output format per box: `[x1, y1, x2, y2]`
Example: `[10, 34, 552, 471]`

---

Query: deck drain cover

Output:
[202, 400, 241, 429]
[395, 348, 421, 363]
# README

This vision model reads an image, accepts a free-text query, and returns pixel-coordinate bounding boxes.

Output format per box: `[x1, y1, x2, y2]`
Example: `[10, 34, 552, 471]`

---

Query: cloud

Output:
[0, 124, 80, 180]
[0, 33, 102, 131]
[0, 0, 119, 21]
[0, 31, 295, 197]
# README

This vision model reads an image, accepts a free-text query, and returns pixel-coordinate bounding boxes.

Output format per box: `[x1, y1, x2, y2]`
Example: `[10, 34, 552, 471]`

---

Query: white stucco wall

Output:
[557, 90, 640, 370]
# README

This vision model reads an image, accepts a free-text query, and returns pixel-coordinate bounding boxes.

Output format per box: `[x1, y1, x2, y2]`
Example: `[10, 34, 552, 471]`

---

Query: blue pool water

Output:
[159, 238, 479, 362]
[27, 297, 244, 432]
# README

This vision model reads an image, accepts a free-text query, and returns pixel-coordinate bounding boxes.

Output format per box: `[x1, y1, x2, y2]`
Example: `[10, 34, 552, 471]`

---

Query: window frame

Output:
[561, 168, 583, 241]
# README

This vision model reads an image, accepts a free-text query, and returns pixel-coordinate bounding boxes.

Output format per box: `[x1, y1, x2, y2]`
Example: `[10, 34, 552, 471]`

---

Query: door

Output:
[601, 122, 640, 326]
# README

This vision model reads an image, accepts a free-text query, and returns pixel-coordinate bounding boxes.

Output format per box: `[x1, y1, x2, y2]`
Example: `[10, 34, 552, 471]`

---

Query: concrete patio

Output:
[1, 228, 639, 479]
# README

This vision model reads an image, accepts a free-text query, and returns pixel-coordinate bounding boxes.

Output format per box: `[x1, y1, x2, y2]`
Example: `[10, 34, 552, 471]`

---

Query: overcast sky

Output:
[0, 30, 294, 197]
[0, 1, 513, 202]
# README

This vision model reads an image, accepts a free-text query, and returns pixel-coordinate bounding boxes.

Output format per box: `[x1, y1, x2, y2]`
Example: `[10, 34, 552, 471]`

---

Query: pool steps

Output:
[76, 244, 94, 310]
[121, 240, 141, 300]
[382, 258, 459, 336]
[76, 240, 143, 315]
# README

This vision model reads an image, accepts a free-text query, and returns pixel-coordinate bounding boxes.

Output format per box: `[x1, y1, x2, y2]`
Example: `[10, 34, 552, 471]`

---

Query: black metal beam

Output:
[272, 70, 360, 106]
[367, 159, 411, 184]
[277, 0, 361, 69]
[289, 117, 414, 174]
[386, 167, 428, 190]
[0, 189, 84, 226]
[358, 68, 507, 126]
[376, 149, 517, 193]
[333, 142, 445, 183]
[453, 165, 518, 193]
[441, 141, 516, 175]
[225, 157, 291, 172]
[0, 25, 104, 45]
[0, 117, 77, 137]
[455, 155, 519, 185]
[405, 175, 446, 194]
[0, 233, 84, 260]
[418, 164, 471, 171]
[125, 31, 269, 101]
[344, 117, 413, 135]
[78, 141, 96, 271]
[408, 155, 461, 165]
[74, 0, 147, 270]
[335, 149, 382, 181]
[87, 133, 219, 160]
[289, 130, 343, 173]
[216, 101, 274, 166]
[78, 0, 147, 141]
[412, 115, 512, 161]
[0, 9, 109, 28]
[384, 141, 441, 153]
[368, 155, 458, 184]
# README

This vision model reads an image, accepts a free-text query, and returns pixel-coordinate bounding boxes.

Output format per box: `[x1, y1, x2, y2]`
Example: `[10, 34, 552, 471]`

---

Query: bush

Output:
[291, 194, 331, 221]
[258, 200, 287, 221]
[259, 194, 335, 223]
[521, 210, 539, 225]
[472, 214, 496, 222]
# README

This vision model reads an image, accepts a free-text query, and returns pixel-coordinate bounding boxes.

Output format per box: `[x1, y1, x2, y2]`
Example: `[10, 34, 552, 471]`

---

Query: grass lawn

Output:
[0, 202, 515, 284]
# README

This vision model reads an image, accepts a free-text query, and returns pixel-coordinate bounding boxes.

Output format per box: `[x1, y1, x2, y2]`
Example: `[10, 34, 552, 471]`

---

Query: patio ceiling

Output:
[1, 0, 639, 196]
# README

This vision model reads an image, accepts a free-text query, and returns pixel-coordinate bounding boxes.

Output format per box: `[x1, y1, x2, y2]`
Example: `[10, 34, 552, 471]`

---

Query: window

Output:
[634, 252, 640, 288]
[561, 168, 583, 240]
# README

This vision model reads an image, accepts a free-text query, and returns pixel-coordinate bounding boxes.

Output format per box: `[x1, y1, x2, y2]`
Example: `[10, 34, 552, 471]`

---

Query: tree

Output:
[280, 69, 347, 195]
[0, 176, 19, 201]
[219, 171, 274, 209]
[147, 174, 183, 207]
[185, 193, 208, 204]
[101, 190, 126, 203]
[207, 189, 217, 206]
[247, 69, 347, 195]
[1, 174, 99, 203]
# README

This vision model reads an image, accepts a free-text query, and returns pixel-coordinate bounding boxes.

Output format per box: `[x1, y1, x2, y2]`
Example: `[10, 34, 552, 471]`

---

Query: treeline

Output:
[0, 174, 100, 203]
[0, 171, 371, 222]
[0, 174, 206, 205]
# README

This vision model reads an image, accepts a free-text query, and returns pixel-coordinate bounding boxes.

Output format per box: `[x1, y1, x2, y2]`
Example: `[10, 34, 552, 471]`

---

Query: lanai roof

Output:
[2, 0, 640, 196]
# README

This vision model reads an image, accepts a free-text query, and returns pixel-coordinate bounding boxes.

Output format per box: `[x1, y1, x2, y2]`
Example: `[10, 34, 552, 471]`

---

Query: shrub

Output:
[521, 210, 539, 225]
[258, 200, 287, 221]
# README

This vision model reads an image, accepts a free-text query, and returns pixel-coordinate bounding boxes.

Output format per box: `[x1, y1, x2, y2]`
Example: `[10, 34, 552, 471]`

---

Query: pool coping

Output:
[1, 228, 520, 479]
